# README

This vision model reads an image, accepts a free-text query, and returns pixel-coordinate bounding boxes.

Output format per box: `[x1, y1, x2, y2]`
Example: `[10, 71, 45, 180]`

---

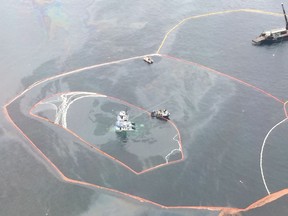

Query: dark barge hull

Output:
[252, 35, 288, 45]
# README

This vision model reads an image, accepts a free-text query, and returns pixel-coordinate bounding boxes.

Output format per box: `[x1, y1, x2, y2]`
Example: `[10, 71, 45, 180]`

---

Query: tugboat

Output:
[252, 3, 288, 45]
[115, 111, 136, 132]
[143, 56, 153, 64]
[151, 109, 170, 120]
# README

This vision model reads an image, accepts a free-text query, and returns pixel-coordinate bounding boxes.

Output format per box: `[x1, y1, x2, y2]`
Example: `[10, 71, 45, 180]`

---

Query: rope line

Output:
[157, 9, 282, 54]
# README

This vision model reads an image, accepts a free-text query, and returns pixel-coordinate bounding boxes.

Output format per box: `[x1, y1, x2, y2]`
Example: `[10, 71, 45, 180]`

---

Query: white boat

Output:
[143, 56, 153, 64]
[115, 111, 135, 132]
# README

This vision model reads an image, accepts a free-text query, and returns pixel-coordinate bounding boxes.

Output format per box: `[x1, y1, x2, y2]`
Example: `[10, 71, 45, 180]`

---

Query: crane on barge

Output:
[252, 3, 288, 45]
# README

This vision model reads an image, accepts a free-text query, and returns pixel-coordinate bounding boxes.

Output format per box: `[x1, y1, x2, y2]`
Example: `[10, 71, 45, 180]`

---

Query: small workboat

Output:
[151, 109, 170, 120]
[143, 56, 153, 64]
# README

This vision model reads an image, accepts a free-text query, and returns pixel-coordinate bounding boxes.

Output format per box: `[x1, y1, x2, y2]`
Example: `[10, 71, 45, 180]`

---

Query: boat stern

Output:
[252, 36, 266, 45]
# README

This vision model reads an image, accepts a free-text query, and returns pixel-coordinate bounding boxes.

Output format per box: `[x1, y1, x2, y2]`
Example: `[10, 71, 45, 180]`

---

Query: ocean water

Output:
[1, 0, 288, 215]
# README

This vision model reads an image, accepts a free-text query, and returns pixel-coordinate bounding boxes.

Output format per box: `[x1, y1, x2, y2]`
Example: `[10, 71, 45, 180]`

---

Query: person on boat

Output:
[163, 109, 168, 116]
